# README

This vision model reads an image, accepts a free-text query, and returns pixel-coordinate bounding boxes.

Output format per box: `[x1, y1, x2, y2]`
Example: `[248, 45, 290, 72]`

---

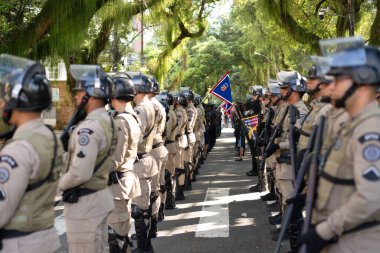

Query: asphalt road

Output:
[55, 127, 288, 253]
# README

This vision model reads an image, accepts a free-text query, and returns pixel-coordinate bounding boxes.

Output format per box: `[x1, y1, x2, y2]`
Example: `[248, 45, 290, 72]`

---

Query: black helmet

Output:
[148, 75, 160, 94]
[159, 99, 170, 116]
[157, 91, 174, 106]
[174, 93, 187, 107]
[181, 89, 195, 101]
[277, 71, 306, 92]
[111, 73, 135, 100]
[325, 46, 380, 86]
[249, 85, 263, 96]
[126, 71, 153, 93]
[0, 54, 52, 123]
[267, 79, 281, 98]
[71, 65, 112, 99]
[194, 95, 201, 106]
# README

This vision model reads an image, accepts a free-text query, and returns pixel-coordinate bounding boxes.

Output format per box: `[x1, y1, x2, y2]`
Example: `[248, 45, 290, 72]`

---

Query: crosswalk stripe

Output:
[195, 188, 230, 238]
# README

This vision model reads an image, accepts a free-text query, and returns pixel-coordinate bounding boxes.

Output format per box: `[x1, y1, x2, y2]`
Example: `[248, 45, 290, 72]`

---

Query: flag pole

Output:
[201, 92, 211, 103]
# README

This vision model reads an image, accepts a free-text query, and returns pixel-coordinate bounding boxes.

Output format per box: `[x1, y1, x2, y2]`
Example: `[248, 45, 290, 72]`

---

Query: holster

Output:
[62, 188, 79, 203]
[108, 171, 119, 186]
[277, 152, 291, 164]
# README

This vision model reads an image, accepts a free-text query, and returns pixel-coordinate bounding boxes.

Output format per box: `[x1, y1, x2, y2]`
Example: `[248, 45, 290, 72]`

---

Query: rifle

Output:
[60, 95, 89, 151]
[289, 105, 298, 184]
[257, 105, 289, 192]
[274, 125, 318, 253]
[299, 116, 326, 253]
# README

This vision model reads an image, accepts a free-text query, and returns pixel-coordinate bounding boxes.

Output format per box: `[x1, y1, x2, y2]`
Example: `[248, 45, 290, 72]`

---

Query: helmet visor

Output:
[319, 36, 367, 69]
[0, 54, 38, 102]
[70, 65, 103, 91]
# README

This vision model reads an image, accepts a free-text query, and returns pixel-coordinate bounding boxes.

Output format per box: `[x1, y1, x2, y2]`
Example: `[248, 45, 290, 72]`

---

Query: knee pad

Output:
[131, 205, 143, 219]
[175, 168, 185, 176]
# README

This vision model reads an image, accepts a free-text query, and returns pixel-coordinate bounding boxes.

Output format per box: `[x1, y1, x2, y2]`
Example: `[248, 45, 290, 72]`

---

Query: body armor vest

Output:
[4, 129, 62, 232]
[80, 112, 114, 190]
[137, 103, 156, 153]
[316, 107, 380, 223]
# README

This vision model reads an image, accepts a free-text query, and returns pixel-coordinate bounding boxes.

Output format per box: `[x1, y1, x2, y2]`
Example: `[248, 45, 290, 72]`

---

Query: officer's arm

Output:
[165, 113, 173, 138]
[59, 121, 103, 190]
[317, 119, 380, 240]
[112, 117, 129, 170]
[0, 141, 39, 228]
[135, 107, 147, 135]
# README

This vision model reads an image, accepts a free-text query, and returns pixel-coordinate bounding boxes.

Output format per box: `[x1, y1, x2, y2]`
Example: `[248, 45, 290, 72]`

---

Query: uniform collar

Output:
[13, 118, 45, 137]
[87, 107, 106, 117]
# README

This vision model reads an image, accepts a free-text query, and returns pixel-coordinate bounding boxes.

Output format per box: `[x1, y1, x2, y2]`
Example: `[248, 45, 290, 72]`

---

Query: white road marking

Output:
[54, 214, 66, 236]
[195, 188, 230, 238]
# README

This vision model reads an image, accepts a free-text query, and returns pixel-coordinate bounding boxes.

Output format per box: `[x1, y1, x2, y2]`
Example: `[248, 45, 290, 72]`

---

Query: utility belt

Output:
[108, 171, 129, 185]
[62, 187, 99, 203]
[134, 152, 147, 164]
[165, 140, 175, 145]
[152, 142, 163, 149]
[276, 151, 291, 164]
[0, 226, 53, 239]
[329, 221, 380, 244]
[175, 134, 181, 140]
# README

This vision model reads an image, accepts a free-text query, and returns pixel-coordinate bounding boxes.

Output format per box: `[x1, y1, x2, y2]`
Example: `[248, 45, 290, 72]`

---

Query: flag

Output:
[242, 115, 259, 140]
[210, 72, 233, 104]
[222, 101, 232, 114]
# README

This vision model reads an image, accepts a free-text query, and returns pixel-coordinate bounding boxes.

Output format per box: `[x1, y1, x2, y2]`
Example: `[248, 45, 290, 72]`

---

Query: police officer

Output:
[246, 85, 263, 176]
[147, 78, 168, 238]
[58, 65, 115, 253]
[266, 71, 309, 231]
[158, 92, 178, 211]
[173, 93, 188, 201]
[107, 73, 141, 252]
[0, 54, 63, 253]
[182, 90, 198, 190]
[299, 38, 380, 253]
[128, 72, 158, 253]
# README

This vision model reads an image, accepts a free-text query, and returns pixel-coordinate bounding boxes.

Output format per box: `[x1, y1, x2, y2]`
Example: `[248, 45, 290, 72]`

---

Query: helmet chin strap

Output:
[335, 82, 358, 108]
[281, 89, 293, 100]
[307, 82, 322, 96]
[320, 96, 332, 103]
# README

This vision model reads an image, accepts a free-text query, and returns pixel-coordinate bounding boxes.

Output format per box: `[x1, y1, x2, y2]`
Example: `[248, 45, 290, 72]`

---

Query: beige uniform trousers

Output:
[132, 177, 152, 210]
[64, 188, 114, 253]
[107, 199, 131, 236]
[0, 228, 60, 253]
[276, 163, 294, 205]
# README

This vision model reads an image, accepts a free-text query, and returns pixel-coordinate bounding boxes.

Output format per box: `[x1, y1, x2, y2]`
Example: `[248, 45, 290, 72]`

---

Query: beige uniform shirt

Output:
[316, 102, 380, 242]
[279, 100, 309, 150]
[0, 119, 61, 228]
[112, 109, 141, 172]
[151, 97, 166, 145]
[134, 96, 156, 153]
[298, 99, 332, 150]
[186, 103, 198, 134]
[175, 106, 188, 148]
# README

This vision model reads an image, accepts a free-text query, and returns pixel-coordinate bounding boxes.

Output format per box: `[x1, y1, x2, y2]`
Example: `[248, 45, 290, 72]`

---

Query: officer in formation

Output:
[107, 73, 141, 252]
[0, 54, 63, 253]
[243, 36, 380, 253]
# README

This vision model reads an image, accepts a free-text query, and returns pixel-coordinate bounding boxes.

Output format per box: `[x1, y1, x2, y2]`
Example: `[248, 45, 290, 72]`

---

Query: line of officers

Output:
[0, 54, 221, 253]
[240, 37, 380, 253]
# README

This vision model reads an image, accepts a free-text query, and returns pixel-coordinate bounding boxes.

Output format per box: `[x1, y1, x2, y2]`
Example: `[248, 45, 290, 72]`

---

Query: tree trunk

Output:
[369, 0, 380, 45]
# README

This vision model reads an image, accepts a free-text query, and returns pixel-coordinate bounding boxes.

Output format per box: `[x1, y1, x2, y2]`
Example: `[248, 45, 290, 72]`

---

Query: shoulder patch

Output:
[78, 134, 90, 146]
[0, 187, 5, 200]
[76, 150, 87, 158]
[77, 128, 94, 135]
[363, 144, 380, 162]
[0, 167, 9, 183]
[359, 133, 380, 143]
[362, 166, 380, 181]
[0, 155, 18, 169]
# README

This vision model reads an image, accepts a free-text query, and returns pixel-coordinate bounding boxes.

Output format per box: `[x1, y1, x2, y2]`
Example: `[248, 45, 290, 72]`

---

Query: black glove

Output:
[285, 193, 306, 220]
[275, 126, 283, 137]
[264, 143, 279, 157]
[298, 227, 328, 253]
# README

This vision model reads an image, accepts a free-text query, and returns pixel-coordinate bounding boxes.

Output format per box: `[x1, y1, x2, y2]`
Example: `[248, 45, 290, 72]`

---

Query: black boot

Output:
[108, 227, 122, 253]
[268, 212, 282, 225]
[184, 163, 192, 191]
[246, 169, 257, 176]
[175, 186, 185, 201]
[249, 184, 261, 192]
[149, 214, 158, 239]
[261, 192, 276, 201]
[158, 203, 165, 221]
[165, 171, 176, 209]
[131, 212, 154, 253]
